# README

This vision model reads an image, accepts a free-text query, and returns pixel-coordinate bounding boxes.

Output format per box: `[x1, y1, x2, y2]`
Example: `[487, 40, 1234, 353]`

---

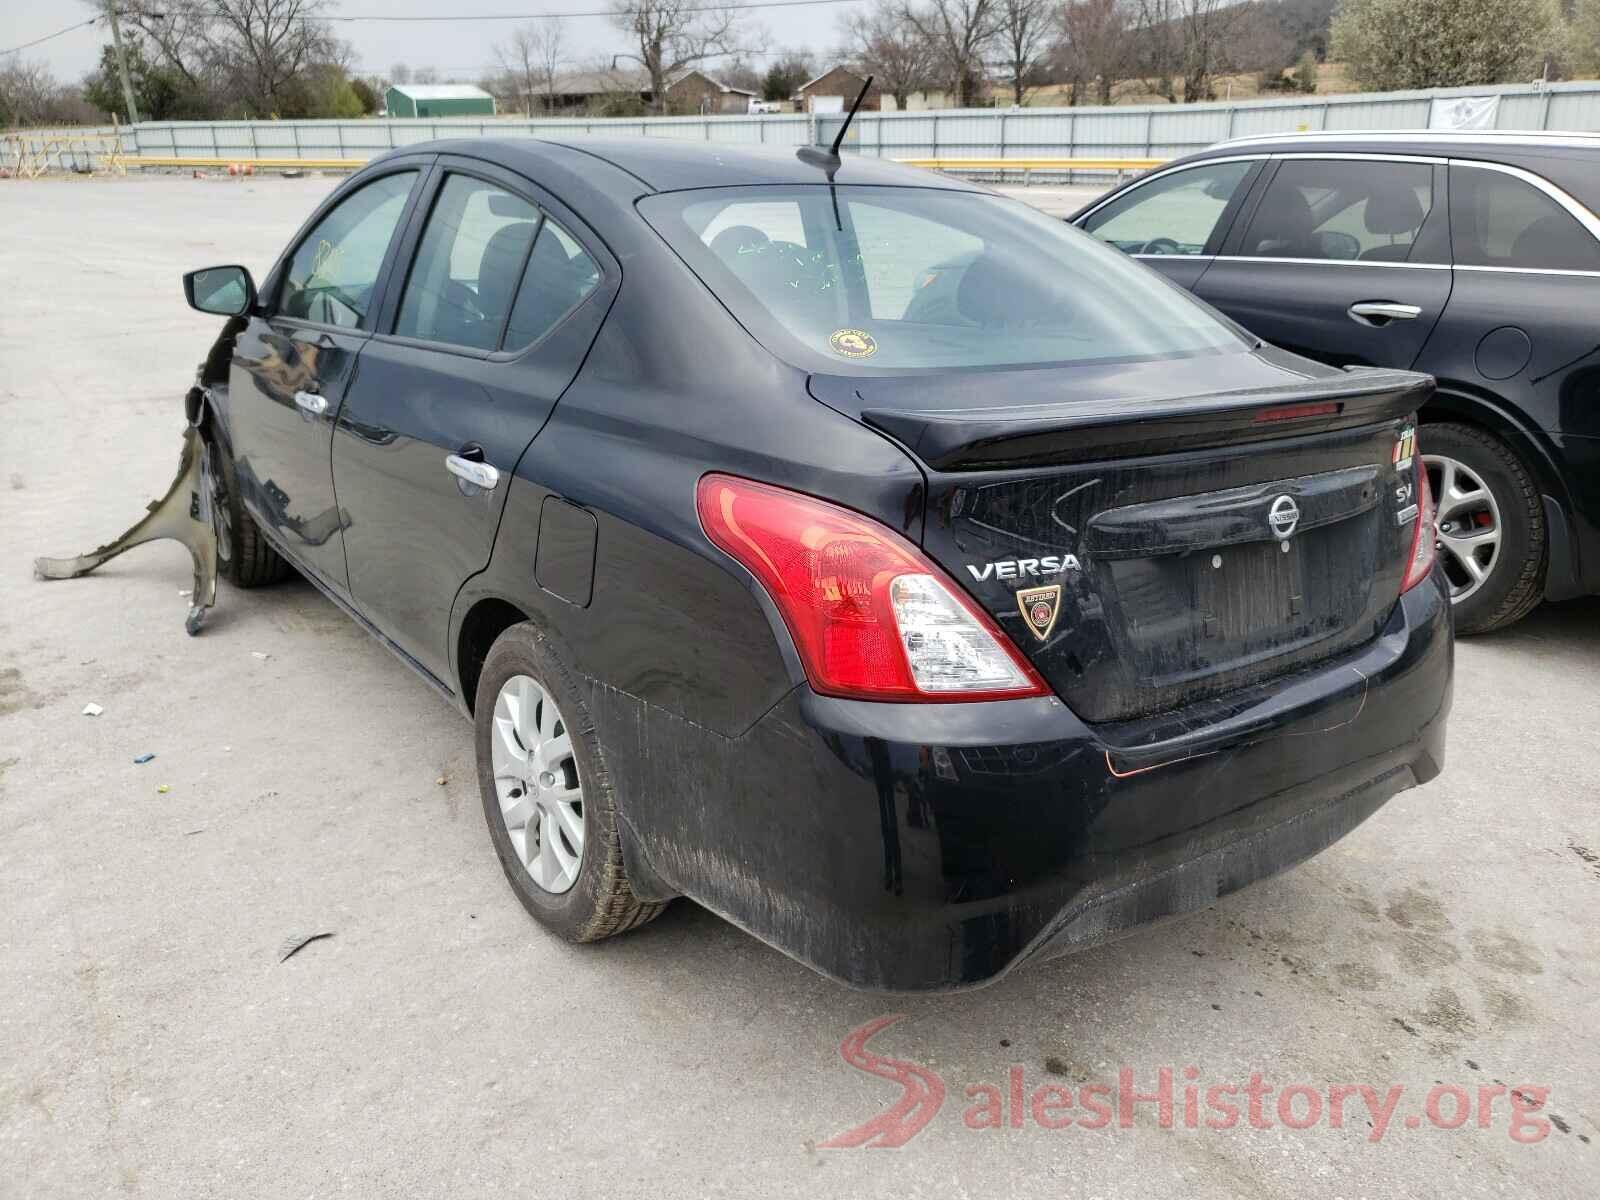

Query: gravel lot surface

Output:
[2, 175, 1596, 1199]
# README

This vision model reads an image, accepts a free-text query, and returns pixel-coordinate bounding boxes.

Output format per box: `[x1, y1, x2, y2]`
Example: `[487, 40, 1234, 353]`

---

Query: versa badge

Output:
[1016, 584, 1062, 641]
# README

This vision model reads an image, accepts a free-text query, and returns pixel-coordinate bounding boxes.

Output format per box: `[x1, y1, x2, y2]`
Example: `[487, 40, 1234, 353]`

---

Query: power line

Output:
[227, 0, 867, 21]
[0, 17, 100, 58]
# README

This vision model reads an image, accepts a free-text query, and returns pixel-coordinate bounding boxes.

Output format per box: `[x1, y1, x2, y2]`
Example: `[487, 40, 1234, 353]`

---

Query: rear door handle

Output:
[1348, 301, 1422, 326]
[445, 453, 500, 490]
[293, 389, 329, 417]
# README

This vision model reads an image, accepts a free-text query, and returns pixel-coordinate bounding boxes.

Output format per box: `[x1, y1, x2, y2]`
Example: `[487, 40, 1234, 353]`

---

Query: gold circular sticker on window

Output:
[829, 328, 878, 359]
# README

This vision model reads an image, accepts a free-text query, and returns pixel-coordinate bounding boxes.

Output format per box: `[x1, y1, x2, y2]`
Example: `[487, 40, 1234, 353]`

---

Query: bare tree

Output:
[1175, 0, 1241, 101]
[610, 0, 741, 114]
[496, 20, 566, 115]
[996, 0, 1051, 104]
[1057, 0, 1131, 105]
[390, 63, 413, 86]
[901, 0, 1000, 107]
[842, 1, 937, 109]
[1131, 0, 1178, 100]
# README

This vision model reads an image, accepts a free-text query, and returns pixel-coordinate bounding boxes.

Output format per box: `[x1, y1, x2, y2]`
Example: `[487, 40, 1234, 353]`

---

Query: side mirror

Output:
[184, 265, 257, 317]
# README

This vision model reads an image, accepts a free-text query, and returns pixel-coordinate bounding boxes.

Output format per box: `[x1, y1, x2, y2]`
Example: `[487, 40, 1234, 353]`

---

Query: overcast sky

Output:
[2, 2, 859, 85]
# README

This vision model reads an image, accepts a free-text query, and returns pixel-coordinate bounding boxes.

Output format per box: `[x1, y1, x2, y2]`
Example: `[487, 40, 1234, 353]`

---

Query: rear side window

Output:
[504, 219, 601, 351]
[1238, 160, 1433, 263]
[395, 174, 539, 351]
[280, 171, 416, 328]
[1082, 161, 1255, 256]
[1449, 165, 1600, 271]
[640, 185, 1245, 373]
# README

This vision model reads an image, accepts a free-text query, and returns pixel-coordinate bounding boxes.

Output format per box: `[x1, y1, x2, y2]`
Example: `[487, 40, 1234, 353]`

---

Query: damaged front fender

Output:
[34, 424, 218, 636]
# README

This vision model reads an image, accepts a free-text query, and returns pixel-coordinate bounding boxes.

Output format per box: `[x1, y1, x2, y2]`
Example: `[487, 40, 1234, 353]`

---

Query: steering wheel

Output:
[1141, 237, 1182, 256]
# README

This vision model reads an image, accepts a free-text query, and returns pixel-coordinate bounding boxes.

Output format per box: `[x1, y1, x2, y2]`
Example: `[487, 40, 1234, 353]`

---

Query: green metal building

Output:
[384, 84, 497, 119]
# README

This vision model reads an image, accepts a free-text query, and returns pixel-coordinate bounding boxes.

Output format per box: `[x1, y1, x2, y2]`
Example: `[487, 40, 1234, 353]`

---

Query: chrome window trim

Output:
[1134, 253, 1215, 262]
[1216, 256, 1452, 270]
[1455, 264, 1600, 279]
[1219, 130, 1600, 152]
[1447, 157, 1600, 246]
[1270, 151, 1447, 165]
[1074, 155, 1267, 224]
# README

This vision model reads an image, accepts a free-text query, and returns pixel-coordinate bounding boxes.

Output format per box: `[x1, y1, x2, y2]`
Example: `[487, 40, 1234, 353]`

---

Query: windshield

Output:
[639, 184, 1247, 373]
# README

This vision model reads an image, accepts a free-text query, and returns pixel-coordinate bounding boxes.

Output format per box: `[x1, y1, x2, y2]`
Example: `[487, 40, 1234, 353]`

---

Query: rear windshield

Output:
[639, 184, 1246, 373]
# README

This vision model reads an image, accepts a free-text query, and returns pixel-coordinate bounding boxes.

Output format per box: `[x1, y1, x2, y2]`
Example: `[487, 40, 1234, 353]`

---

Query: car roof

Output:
[387, 136, 979, 195]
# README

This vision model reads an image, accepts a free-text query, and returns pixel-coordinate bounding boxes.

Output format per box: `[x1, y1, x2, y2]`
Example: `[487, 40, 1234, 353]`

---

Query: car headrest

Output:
[1363, 184, 1425, 236]
[1246, 187, 1315, 256]
[1510, 213, 1577, 270]
[477, 220, 537, 321]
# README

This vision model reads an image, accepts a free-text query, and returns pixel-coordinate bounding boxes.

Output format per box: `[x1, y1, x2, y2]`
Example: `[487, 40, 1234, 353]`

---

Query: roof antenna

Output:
[797, 74, 873, 180]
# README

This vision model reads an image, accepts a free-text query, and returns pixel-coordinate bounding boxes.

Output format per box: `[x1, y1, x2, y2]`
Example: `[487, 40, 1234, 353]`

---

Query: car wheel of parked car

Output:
[1421, 422, 1546, 634]
[474, 622, 668, 941]
[203, 432, 292, 588]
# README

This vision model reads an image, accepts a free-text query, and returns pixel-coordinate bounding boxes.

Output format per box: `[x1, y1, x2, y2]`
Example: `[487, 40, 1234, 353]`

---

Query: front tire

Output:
[1421, 422, 1545, 634]
[473, 622, 667, 942]
[204, 432, 292, 588]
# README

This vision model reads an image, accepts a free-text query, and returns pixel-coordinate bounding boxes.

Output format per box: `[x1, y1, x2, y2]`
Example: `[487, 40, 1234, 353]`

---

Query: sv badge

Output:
[1016, 584, 1062, 642]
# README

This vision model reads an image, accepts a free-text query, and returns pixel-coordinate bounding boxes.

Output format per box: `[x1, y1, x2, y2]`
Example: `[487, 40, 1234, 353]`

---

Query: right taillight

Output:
[1400, 443, 1436, 592]
[695, 473, 1049, 703]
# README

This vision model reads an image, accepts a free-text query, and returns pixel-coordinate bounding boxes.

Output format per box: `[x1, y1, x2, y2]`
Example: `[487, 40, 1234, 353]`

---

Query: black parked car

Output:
[181, 138, 1451, 991]
[1072, 131, 1600, 633]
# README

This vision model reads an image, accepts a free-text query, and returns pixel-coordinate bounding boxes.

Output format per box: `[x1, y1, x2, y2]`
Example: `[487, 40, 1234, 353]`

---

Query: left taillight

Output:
[695, 474, 1049, 703]
[1400, 443, 1437, 593]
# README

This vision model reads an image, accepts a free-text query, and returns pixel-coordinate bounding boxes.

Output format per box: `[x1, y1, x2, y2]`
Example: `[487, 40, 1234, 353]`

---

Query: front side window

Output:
[279, 171, 416, 328]
[395, 174, 540, 351]
[641, 185, 1246, 373]
[1238, 160, 1433, 263]
[1449, 166, 1600, 272]
[1082, 161, 1255, 256]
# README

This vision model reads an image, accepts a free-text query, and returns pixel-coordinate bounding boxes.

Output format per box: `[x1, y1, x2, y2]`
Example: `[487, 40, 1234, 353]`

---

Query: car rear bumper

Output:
[610, 573, 1452, 993]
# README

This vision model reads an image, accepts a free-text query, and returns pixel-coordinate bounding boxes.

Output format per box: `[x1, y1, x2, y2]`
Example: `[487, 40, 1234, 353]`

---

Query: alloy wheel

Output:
[1423, 453, 1502, 603]
[490, 674, 585, 894]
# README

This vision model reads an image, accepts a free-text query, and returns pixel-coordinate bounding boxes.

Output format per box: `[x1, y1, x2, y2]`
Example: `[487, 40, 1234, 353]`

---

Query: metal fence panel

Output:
[9, 80, 1600, 176]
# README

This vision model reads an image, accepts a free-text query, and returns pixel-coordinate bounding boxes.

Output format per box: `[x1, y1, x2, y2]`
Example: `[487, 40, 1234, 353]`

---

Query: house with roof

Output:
[384, 83, 497, 118]
[666, 71, 760, 115]
[795, 67, 881, 114]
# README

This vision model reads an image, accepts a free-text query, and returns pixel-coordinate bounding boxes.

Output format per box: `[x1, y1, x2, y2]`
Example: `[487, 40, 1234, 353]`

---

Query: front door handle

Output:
[1348, 301, 1422, 327]
[445, 453, 500, 490]
[293, 389, 329, 417]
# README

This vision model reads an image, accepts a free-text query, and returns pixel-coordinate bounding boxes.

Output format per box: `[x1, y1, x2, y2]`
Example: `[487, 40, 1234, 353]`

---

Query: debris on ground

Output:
[81, 702, 103, 717]
[278, 932, 335, 962]
[436, 776, 447, 786]
[251, 651, 270, 661]
[156, 784, 170, 794]
[134, 752, 156, 764]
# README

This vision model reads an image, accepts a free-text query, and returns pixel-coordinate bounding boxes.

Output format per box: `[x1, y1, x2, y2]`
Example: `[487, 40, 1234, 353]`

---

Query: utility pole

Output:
[105, 3, 142, 126]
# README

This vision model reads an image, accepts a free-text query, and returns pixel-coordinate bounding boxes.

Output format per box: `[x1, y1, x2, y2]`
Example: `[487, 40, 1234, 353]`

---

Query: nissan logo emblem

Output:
[1268, 494, 1301, 540]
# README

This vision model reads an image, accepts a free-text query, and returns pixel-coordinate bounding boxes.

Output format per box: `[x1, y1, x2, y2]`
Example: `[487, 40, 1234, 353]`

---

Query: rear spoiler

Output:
[862, 369, 1433, 470]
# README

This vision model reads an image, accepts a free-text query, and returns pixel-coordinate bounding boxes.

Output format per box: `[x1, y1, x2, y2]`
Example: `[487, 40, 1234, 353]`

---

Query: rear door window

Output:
[503, 218, 601, 350]
[395, 174, 539, 351]
[1449, 165, 1600, 271]
[1237, 160, 1434, 263]
[1082, 161, 1256, 256]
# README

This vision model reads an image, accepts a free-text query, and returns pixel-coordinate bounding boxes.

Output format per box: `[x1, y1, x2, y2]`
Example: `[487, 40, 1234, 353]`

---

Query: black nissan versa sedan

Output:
[178, 138, 1452, 991]
[1072, 131, 1600, 634]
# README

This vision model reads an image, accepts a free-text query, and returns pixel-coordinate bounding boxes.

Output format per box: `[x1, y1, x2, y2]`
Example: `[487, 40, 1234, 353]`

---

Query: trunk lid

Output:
[811, 350, 1433, 723]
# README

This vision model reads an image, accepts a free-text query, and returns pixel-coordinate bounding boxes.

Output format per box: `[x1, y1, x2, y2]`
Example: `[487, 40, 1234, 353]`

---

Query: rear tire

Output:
[474, 622, 668, 942]
[1421, 422, 1545, 635]
[204, 432, 292, 588]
